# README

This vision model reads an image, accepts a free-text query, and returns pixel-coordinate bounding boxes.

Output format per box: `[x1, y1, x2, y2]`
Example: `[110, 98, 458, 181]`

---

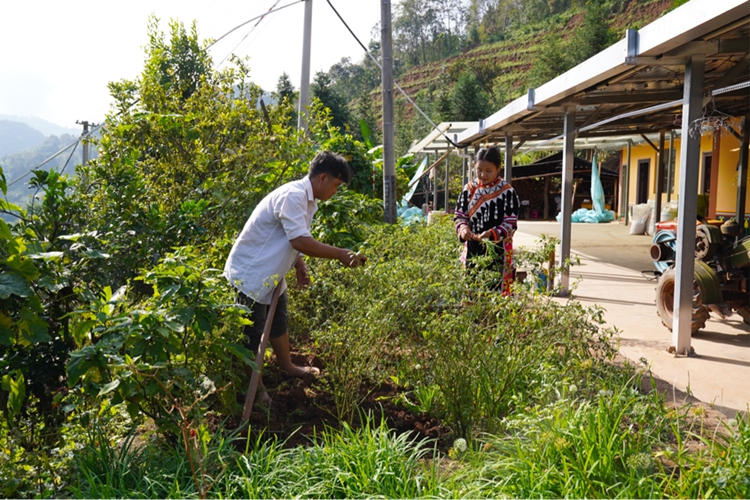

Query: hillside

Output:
[0, 120, 45, 156]
[314, 0, 676, 155]
[394, 0, 673, 113]
[0, 113, 79, 137]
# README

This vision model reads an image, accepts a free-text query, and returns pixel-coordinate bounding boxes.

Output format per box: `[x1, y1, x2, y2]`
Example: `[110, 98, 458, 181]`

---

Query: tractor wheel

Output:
[655, 267, 710, 334]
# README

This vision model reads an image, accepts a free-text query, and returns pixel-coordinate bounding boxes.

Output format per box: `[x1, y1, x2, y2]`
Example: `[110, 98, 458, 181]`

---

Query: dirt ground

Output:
[230, 351, 453, 453]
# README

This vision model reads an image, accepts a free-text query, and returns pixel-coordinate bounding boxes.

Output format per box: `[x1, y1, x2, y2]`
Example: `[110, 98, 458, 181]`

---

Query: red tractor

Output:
[649, 219, 750, 333]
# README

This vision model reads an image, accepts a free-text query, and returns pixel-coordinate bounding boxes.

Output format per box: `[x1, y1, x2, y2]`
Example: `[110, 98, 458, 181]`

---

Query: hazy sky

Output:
[0, 0, 382, 129]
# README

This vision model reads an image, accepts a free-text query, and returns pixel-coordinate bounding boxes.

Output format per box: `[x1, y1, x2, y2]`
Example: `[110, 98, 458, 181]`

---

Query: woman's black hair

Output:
[308, 150, 352, 183]
[476, 146, 502, 167]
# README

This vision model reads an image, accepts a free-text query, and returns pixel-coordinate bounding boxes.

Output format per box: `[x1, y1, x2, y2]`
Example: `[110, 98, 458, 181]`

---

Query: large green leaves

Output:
[0, 272, 34, 298]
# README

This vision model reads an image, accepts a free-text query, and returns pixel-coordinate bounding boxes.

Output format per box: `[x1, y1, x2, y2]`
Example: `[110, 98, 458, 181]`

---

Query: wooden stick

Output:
[407, 148, 454, 190]
[241, 280, 284, 422]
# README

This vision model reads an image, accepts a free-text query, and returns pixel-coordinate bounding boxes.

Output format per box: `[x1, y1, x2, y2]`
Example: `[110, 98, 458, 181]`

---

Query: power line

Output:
[208, 0, 305, 49]
[6, 122, 106, 188]
[324, 0, 458, 149]
[215, 0, 284, 68]
[6, 1, 300, 190]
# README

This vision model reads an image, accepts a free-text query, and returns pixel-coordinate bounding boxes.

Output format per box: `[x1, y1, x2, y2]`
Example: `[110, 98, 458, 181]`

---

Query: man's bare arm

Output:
[290, 236, 366, 267]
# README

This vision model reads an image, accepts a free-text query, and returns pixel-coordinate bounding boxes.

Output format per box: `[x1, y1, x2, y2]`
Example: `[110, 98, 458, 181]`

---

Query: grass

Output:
[63, 379, 749, 499]
[7, 222, 749, 498]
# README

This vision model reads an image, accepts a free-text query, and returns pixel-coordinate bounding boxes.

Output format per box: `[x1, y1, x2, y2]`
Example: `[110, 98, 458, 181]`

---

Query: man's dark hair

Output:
[309, 151, 352, 183]
[476, 146, 502, 167]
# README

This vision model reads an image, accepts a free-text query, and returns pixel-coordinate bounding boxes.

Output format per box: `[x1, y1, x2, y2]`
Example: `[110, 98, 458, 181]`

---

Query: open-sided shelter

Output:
[454, 0, 750, 355]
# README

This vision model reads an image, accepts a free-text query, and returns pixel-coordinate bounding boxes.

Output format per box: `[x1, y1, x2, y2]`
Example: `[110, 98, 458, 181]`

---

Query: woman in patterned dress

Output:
[454, 146, 520, 294]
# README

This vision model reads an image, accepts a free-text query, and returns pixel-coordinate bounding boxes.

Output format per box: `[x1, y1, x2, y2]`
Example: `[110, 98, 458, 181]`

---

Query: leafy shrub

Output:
[291, 218, 618, 438]
[67, 246, 251, 436]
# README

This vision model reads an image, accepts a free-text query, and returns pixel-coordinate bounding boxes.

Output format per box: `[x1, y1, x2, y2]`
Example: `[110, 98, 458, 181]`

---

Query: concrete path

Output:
[515, 220, 750, 417]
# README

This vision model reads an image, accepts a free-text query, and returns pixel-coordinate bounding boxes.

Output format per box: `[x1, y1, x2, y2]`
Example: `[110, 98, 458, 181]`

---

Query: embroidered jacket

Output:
[454, 177, 520, 263]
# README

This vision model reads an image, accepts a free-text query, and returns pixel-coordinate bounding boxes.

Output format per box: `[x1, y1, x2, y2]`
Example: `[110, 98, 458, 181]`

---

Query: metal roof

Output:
[456, 0, 750, 148]
[407, 122, 475, 154]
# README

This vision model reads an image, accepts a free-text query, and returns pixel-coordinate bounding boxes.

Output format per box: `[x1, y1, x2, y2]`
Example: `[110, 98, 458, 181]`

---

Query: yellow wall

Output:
[716, 127, 746, 216]
[623, 123, 749, 218]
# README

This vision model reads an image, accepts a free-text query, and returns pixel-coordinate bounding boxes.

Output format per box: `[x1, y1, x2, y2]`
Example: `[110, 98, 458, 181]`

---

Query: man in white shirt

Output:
[225, 151, 366, 405]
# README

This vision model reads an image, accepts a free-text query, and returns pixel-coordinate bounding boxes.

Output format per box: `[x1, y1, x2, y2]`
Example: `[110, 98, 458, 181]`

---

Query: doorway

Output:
[701, 152, 712, 195]
[637, 159, 650, 204]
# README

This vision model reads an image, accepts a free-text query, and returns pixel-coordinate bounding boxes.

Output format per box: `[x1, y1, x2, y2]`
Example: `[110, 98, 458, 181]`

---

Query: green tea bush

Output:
[291, 218, 620, 438]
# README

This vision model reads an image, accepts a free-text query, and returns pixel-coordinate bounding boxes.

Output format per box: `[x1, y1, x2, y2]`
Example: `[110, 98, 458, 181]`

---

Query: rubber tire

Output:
[655, 267, 710, 334]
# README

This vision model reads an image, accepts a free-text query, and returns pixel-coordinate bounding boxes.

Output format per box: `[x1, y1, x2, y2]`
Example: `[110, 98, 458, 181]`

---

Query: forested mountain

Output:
[0, 134, 86, 209]
[300, 0, 676, 155]
[0, 120, 45, 157]
[0, 113, 79, 137]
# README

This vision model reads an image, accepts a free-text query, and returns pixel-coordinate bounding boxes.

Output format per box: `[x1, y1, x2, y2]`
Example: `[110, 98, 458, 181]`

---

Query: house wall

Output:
[622, 120, 749, 220]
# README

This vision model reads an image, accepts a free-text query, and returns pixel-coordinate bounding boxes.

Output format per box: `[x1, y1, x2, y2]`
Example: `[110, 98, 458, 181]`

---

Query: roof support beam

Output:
[709, 54, 750, 95]
[624, 140, 633, 225]
[559, 106, 576, 296]
[504, 133, 513, 181]
[641, 133, 659, 152]
[673, 53, 705, 356]
[737, 115, 749, 229]
[566, 92, 684, 105]
[664, 39, 750, 57]
[655, 130, 666, 226]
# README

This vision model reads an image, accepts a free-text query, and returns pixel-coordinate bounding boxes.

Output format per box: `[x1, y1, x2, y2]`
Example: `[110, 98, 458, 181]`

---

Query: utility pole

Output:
[76, 120, 92, 166]
[76, 120, 97, 184]
[381, 0, 396, 223]
[297, 0, 313, 132]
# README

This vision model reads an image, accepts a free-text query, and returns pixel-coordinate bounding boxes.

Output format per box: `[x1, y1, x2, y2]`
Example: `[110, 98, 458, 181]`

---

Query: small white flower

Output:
[728, 419, 738, 427]
[453, 438, 467, 453]
[569, 384, 578, 395]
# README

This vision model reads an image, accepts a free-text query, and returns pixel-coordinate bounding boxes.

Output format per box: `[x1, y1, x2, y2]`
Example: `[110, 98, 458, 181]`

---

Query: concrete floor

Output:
[515, 220, 750, 417]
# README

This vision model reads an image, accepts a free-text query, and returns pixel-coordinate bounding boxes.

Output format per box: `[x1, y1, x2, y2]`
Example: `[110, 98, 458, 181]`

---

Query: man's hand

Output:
[337, 249, 367, 268]
[295, 263, 311, 288]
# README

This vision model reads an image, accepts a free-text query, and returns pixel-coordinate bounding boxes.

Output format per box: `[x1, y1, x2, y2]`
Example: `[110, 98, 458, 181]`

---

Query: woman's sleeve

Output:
[454, 187, 470, 240]
[491, 188, 520, 241]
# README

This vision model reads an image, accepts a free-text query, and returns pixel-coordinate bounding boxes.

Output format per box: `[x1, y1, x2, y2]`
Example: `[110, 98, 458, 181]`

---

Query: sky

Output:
[0, 0, 382, 131]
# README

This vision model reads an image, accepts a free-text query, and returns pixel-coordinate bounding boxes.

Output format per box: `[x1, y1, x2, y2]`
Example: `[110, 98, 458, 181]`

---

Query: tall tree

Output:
[273, 72, 296, 104]
[311, 71, 350, 131]
[393, 0, 439, 67]
[451, 71, 490, 121]
[569, 1, 616, 63]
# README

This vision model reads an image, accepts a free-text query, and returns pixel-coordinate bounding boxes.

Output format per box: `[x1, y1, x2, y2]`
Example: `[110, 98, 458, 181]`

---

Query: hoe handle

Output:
[241, 281, 284, 422]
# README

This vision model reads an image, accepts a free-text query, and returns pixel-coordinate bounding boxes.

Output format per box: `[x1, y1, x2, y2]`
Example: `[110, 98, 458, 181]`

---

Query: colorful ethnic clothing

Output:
[454, 177, 520, 294]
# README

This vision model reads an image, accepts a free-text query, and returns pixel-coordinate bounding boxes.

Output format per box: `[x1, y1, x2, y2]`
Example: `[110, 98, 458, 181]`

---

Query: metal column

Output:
[655, 131, 665, 222]
[559, 107, 575, 295]
[737, 115, 749, 230]
[673, 54, 705, 355]
[667, 130, 675, 203]
[444, 154, 449, 211]
[381, 0, 396, 223]
[297, 0, 313, 132]
[504, 133, 513, 181]
[433, 152, 438, 210]
[624, 140, 632, 225]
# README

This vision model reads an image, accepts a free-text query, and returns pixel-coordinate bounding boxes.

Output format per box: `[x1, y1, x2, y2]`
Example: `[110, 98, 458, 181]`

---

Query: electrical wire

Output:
[59, 140, 80, 176]
[6, 121, 106, 188]
[6, 0, 304, 190]
[324, 0, 458, 149]
[216, 0, 284, 68]
[208, 0, 305, 49]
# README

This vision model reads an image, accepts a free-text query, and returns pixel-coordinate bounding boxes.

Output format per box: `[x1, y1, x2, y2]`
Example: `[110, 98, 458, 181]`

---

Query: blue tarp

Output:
[556, 154, 615, 223]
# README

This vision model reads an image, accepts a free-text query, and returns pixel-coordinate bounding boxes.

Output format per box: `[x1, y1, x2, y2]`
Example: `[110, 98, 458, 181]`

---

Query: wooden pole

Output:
[241, 282, 284, 422]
